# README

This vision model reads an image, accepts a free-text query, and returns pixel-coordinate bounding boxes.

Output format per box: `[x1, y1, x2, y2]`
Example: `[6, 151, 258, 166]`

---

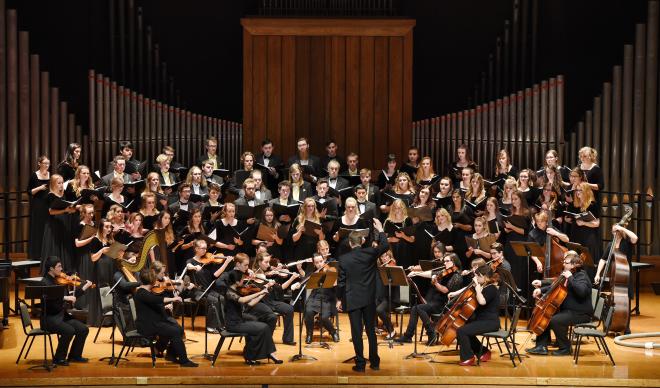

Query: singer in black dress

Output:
[27, 156, 51, 260]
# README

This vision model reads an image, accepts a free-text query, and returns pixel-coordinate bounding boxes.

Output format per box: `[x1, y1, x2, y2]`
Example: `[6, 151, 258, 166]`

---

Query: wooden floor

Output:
[1, 292, 659, 388]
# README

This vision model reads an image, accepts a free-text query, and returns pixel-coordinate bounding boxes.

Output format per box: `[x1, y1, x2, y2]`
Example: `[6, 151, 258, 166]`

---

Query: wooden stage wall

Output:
[241, 18, 415, 168]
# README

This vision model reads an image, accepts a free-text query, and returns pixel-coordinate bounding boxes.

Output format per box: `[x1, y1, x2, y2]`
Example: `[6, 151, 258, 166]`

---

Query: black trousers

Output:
[151, 319, 188, 361]
[403, 303, 440, 338]
[304, 307, 335, 335]
[347, 303, 379, 368]
[456, 318, 500, 361]
[43, 312, 89, 360]
[226, 320, 276, 361]
[266, 300, 295, 343]
[536, 310, 591, 350]
[376, 298, 394, 334]
[247, 301, 278, 333]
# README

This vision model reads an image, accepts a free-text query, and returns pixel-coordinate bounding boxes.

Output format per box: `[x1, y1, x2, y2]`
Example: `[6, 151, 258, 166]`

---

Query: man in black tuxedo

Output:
[320, 140, 346, 175]
[287, 137, 322, 182]
[337, 219, 389, 372]
[168, 183, 200, 235]
[312, 178, 339, 218]
[255, 138, 283, 194]
[326, 160, 349, 192]
[196, 136, 223, 169]
[354, 184, 377, 220]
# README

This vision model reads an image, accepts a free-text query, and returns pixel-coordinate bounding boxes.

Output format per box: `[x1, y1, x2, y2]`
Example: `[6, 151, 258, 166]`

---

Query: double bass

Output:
[543, 209, 568, 279]
[597, 205, 633, 333]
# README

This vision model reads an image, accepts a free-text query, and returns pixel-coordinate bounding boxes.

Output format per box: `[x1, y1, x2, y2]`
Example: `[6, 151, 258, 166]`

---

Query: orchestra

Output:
[24, 135, 638, 369]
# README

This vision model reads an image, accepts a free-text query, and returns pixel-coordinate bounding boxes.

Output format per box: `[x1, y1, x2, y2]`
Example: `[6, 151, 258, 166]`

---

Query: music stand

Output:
[99, 277, 128, 364]
[305, 271, 337, 350]
[377, 266, 407, 348]
[192, 281, 217, 360]
[511, 241, 544, 309]
[289, 279, 317, 362]
[24, 285, 65, 371]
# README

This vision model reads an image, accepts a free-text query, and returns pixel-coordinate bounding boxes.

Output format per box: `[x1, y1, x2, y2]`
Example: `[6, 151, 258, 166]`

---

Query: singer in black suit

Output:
[255, 138, 284, 194]
[337, 218, 389, 372]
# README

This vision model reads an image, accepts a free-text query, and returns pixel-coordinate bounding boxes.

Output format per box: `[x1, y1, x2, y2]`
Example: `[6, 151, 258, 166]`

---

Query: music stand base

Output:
[342, 355, 356, 363]
[290, 353, 318, 362]
[305, 341, 330, 350]
[28, 363, 56, 372]
[100, 356, 128, 364]
[404, 352, 430, 360]
[378, 339, 403, 348]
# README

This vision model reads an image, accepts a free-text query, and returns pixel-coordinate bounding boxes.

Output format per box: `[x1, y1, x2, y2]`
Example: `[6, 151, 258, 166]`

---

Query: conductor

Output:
[336, 218, 390, 372]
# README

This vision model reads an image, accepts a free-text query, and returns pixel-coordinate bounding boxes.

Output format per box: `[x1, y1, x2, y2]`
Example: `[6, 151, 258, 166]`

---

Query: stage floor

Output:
[1, 292, 659, 388]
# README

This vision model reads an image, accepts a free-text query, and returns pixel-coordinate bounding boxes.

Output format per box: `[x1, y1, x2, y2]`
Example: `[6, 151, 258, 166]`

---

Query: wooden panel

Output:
[7, 9, 17, 190]
[345, 36, 360, 160]
[18, 31, 29, 190]
[242, 18, 415, 37]
[359, 36, 375, 169]
[243, 18, 415, 169]
[29, 55, 39, 163]
[267, 35, 282, 151]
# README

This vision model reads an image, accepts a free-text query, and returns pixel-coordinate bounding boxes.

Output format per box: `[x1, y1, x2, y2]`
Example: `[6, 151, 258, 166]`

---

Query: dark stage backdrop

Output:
[241, 18, 415, 168]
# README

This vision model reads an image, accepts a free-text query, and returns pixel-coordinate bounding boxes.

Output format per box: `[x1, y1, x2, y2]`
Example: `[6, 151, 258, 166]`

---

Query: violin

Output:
[238, 273, 269, 296]
[490, 257, 503, 272]
[197, 253, 228, 265]
[151, 278, 181, 294]
[379, 256, 397, 267]
[431, 265, 457, 285]
[56, 273, 96, 288]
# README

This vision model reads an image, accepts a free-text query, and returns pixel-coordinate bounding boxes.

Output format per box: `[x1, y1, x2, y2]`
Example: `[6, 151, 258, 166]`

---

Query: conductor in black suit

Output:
[337, 218, 389, 372]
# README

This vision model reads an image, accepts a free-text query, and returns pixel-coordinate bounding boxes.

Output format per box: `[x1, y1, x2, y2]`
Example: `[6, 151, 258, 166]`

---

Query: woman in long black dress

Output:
[215, 202, 248, 257]
[503, 191, 532, 295]
[64, 165, 97, 203]
[290, 198, 325, 261]
[411, 186, 437, 262]
[88, 218, 116, 326]
[383, 199, 415, 268]
[151, 211, 178, 276]
[377, 153, 399, 190]
[449, 190, 474, 269]
[74, 204, 96, 316]
[447, 144, 478, 186]
[27, 155, 51, 260]
[224, 270, 283, 365]
[41, 174, 77, 271]
[252, 207, 285, 260]
[57, 142, 81, 182]
[578, 147, 604, 200]
[380, 172, 416, 217]
[399, 147, 420, 181]
[566, 182, 601, 274]
[485, 197, 503, 242]
[332, 197, 369, 257]
[492, 149, 519, 189]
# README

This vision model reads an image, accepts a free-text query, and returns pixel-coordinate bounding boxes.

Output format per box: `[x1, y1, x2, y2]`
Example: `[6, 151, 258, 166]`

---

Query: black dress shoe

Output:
[352, 365, 366, 372]
[369, 364, 380, 371]
[53, 359, 69, 366]
[305, 333, 312, 344]
[394, 336, 412, 344]
[245, 359, 261, 365]
[268, 355, 284, 364]
[283, 341, 297, 346]
[332, 331, 340, 343]
[179, 359, 199, 367]
[206, 327, 219, 334]
[165, 353, 178, 363]
[526, 345, 548, 355]
[551, 347, 572, 356]
[67, 356, 88, 363]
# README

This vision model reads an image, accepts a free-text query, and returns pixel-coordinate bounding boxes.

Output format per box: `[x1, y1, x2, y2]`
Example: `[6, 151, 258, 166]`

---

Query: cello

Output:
[526, 273, 569, 336]
[597, 205, 633, 333]
[433, 284, 479, 346]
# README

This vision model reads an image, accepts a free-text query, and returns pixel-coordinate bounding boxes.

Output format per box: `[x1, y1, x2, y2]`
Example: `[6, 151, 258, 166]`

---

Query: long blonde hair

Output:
[296, 197, 321, 225]
[71, 165, 94, 196]
[386, 199, 409, 223]
[575, 182, 595, 212]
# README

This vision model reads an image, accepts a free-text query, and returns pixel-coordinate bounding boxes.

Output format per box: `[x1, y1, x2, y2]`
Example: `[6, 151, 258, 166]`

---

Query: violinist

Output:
[216, 254, 278, 336]
[133, 268, 198, 367]
[448, 265, 500, 366]
[528, 211, 569, 275]
[253, 252, 299, 345]
[527, 251, 592, 356]
[40, 256, 92, 365]
[594, 224, 638, 334]
[186, 239, 234, 333]
[375, 250, 399, 340]
[224, 269, 283, 365]
[397, 252, 463, 346]
[303, 252, 340, 344]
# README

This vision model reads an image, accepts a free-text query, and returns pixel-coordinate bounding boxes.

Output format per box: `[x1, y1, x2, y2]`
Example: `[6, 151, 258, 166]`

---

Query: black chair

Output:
[93, 286, 115, 343]
[15, 299, 55, 366]
[114, 307, 157, 367]
[211, 299, 247, 367]
[479, 305, 523, 367]
[573, 305, 615, 366]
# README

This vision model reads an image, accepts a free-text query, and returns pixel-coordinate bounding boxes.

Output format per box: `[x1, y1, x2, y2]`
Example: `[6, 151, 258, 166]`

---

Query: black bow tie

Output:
[180, 202, 189, 206]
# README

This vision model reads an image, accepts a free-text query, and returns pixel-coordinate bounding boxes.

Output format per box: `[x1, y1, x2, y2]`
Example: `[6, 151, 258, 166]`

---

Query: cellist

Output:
[396, 251, 463, 346]
[446, 264, 500, 366]
[527, 251, 592, 356]
[594, 223, 637, 334]
[528, 211, 569, 275]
